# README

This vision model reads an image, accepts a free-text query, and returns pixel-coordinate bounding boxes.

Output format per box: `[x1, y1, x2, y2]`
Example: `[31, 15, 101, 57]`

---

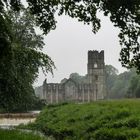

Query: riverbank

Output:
[0, 112, 40, 129]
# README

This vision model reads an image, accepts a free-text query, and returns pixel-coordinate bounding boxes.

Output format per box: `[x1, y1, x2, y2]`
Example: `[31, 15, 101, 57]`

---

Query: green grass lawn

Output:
[29, 99, 140, 140]
[0, 129, 48, 140]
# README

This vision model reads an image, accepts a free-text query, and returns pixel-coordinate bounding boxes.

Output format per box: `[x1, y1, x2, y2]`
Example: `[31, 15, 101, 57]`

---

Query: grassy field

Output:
[0, 129, 48, 140]
[29, 99, 140, 140]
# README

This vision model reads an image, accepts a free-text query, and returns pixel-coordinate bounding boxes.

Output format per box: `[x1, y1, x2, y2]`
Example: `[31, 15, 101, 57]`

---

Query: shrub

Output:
[27, 99, 140, 139]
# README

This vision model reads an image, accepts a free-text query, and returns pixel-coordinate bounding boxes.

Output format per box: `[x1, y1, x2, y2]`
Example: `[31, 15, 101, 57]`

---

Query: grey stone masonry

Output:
[41, 50, 106, 104]
[87, 50, 105, 100]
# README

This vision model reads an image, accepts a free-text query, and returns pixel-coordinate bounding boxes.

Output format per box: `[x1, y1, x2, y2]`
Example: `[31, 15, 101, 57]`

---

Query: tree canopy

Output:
[0, 8, 54, 112]
[28, 0, 140, 73]
[0, 0, 140, 72]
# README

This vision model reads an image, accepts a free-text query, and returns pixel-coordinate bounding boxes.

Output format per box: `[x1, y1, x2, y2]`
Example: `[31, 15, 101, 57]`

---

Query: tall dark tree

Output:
[0, 8, 54, 112]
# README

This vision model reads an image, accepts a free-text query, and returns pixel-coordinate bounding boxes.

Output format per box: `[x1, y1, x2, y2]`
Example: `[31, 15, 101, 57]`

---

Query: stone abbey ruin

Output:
[41, 50, 106, 104]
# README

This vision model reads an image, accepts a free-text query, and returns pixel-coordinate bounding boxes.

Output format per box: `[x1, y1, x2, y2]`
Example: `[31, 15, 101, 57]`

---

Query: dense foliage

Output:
[18, 0, 140, 72]
[127, 70, 140, 98]
[28, 100, 140, 140]
[0, 0, 140, 72]
[0, 129, 47, 140]
[105, 66, 140, 99]
[61, 73, 88, 84]
[0, 8, 54, 112]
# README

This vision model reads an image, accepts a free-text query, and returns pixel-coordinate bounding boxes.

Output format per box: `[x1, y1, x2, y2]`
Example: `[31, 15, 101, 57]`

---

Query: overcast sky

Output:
[21, 0, 127, 86]
[33, 13, 127, 87]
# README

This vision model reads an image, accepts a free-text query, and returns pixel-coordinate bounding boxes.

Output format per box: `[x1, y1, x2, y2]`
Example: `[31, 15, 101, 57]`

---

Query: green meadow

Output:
[0, 129, 48, 140]
[29, 99, 140, 140]
[2, 99, 140, 140]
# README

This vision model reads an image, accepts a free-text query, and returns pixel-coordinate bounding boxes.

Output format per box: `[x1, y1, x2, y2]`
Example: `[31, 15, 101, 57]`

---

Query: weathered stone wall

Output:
[43, 79, 94, 104]
[42, 50, 105, 104]
[87, 50, 105, 100]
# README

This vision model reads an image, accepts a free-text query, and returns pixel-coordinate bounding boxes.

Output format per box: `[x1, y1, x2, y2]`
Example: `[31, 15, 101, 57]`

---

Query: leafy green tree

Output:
[0, 10, 16, 111]
[60, 73, 88, 84]
[26, 0, 140, 73]
[105, 65, 118, 98]
[104, 65, 139, 99]
[69, 73, 87, 84]
[105, 65, 119, 76]
[110, 73, 129, 99]
[127, 74, 140, 98]
[70, 73, 81, 81]
[106, 67, 139, 99]
[60, 78, 68, 84]
[0, 8, 54, 112]
[1, 0, 139, 72]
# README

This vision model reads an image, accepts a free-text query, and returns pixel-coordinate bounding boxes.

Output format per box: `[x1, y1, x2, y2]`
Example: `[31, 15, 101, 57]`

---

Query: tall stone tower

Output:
[87, 50, 105, 100]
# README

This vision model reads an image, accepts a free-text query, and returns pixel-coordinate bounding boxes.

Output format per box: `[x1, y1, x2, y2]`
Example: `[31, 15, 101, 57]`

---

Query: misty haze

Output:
[0, 1, 140, 140]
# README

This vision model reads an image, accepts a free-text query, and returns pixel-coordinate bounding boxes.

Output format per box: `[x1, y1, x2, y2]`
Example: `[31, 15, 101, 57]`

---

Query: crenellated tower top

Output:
[87, 50, 105, 100]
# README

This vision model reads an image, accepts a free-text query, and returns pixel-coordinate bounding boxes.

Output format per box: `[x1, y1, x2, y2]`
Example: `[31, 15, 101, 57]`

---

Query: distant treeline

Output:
[60, 65, 140, 99]
[105, 65, 140, 99]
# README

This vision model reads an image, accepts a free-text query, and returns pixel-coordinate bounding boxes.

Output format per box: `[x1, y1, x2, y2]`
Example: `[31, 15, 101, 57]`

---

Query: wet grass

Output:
[30, 99, 140, 140]
[0, 129, 48, 140]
